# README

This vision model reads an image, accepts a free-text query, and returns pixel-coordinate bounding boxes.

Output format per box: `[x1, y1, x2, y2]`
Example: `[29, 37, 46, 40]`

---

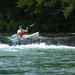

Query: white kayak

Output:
[9, 32, 39, 41]
[8, 32, 39, 45]
[22, 32, 39, 40]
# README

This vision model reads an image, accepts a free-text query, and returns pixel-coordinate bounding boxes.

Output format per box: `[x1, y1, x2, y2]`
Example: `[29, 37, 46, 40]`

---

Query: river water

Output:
[0, 34, 75, 75]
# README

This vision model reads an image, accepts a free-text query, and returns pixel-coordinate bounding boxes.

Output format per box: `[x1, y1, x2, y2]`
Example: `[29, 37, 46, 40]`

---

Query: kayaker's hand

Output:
[24, 27, 28, 32]
[26, 27, 28, 29]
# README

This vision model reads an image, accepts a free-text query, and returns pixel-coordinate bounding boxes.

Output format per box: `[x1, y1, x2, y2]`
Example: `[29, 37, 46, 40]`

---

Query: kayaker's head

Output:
[18, 25, 22, 29]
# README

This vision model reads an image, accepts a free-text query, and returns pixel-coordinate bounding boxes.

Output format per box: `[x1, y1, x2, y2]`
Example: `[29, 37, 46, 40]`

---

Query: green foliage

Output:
[0, 0, 75, 33]
[17, 0, 34, 8]
[62, 0, 75, 18]
[63, 4, 73, 18]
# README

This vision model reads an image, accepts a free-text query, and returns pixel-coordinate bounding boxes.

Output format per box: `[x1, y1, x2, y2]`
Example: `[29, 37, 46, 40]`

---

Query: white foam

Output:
[24, 43, 75, 50]
[0, 43, 75, 50]
[0, 43, 74, 52]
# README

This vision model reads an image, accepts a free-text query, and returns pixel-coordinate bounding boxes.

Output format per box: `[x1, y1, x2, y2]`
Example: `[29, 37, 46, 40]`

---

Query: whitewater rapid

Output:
[0, 43, 75, 52]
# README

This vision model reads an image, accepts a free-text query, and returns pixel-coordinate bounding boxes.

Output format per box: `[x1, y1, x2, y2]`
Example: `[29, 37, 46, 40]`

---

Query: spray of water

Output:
[0, 43, 75, 52]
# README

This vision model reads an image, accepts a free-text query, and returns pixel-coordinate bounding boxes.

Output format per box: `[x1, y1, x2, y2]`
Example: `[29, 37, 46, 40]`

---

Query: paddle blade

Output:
[29, 23, 35, 27]
[11, 34, 17, 38]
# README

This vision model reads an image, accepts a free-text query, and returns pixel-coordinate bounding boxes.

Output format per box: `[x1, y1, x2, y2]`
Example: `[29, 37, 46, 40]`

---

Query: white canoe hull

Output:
[9, 32, 39, 41]
[8, 32, 39, 45]
[22, 32, 39, 40]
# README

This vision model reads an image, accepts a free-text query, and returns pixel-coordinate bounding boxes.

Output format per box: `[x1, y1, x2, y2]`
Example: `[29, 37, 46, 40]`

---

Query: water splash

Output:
[0, 43, 75, 52]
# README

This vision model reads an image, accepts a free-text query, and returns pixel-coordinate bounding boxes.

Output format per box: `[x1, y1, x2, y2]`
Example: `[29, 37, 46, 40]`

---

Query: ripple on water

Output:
[0, 43, 75, 75]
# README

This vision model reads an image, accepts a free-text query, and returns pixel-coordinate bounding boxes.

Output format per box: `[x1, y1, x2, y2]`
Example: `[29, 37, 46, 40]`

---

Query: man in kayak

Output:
[17, 25, 28, 37]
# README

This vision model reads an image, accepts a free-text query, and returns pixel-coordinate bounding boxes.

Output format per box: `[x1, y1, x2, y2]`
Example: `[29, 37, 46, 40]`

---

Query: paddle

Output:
[29, 23, 36, 27]
[11, 23, 37, 38]
[11, 34, 17, 38]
